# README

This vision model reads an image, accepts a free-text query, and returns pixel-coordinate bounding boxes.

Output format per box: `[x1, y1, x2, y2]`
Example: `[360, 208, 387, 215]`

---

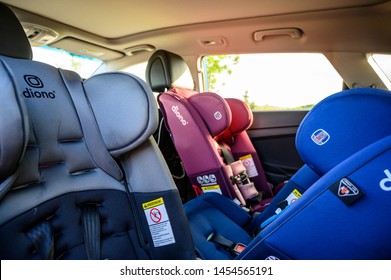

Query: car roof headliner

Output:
[3, 0, 391, 65]
[2, 0, 388, 38]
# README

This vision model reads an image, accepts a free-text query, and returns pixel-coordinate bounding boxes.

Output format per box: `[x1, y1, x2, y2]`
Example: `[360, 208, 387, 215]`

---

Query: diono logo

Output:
[24, 75, 44, 88]
[171, 105, 188, 126]
[23, 75, 56, 99]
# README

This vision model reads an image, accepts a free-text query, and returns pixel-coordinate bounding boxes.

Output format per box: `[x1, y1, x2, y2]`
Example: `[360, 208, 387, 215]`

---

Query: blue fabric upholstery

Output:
[185, 193, 253, 259]
[296, 88, 391, 175]
[240, 134, 391, 259]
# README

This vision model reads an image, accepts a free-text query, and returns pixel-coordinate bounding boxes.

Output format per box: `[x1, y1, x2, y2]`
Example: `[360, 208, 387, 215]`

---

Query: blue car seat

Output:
[185, 87, 391, 259]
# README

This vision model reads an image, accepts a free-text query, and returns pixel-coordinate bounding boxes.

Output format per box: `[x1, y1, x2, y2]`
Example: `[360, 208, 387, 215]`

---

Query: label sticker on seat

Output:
[201, 185, 222, 194]
[142, 197, 175, 247]
[275, 188, 302, 214]
[240, 154, 259, 177]
[329, 178, 364, 206]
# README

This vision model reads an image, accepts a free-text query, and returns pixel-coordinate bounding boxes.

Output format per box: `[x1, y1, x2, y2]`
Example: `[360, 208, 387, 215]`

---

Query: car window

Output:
[122, 62, 147, 81]
[368, 54, 391, 90]
[202, 53, 343, 111]
[32, 46, 103, 79]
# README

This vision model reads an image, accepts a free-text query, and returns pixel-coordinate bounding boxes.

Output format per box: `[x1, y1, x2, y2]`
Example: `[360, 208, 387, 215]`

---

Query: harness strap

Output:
[81, 204, 101, 260]
[59, 69, 123, 181]
[27, 221, 54, 260]
[218, 142, 235, 164]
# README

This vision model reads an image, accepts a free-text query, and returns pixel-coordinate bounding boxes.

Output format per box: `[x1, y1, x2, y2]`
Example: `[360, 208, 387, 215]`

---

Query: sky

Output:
[209, 53, 343, 108]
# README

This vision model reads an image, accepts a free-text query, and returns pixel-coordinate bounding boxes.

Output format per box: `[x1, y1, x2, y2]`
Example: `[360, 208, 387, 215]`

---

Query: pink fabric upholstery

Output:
[158, 90, 277, 212]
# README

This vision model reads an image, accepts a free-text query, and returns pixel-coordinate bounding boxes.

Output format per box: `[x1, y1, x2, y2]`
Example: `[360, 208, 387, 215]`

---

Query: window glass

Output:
[122, 62, 147, 81]
[32, 46, 103, 78]
[202, 53, 343, 110]
[368, 54, 391, 89]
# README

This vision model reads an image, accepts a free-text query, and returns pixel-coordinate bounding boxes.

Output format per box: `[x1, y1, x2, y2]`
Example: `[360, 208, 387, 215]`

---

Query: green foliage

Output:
[204, 55, 239, 91]
[243, 90, 256, 110]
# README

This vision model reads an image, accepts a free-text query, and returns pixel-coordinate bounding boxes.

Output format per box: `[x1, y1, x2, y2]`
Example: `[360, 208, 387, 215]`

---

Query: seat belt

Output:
[207, 232, 246, 256]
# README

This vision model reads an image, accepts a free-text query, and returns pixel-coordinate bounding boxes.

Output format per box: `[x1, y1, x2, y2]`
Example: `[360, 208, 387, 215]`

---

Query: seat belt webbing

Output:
[207, 232, 246, 256]
[81, 204, 101, 260]
[218, 142, 235, 164]
[59, 69, 123, 181]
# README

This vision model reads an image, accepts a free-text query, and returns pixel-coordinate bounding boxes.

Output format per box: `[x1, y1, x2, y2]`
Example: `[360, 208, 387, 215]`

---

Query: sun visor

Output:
[51, 38, 123, 61]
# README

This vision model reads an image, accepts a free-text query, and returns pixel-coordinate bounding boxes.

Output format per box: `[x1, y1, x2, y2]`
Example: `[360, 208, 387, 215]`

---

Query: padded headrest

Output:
[84, 72, 159, 157]
[0, 3, 32, 60]
[225, 98, 253, 134]
[0, 64, 29, 186]
[215, 98, 253, 145]
[296, 88, 391, 175]
[145, 49, 194, 92]
[188, 92, 232, 137]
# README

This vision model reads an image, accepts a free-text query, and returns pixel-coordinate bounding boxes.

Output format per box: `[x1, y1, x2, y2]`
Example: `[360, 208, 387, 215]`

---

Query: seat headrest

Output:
[0, 3, 32, 60]
[145, 49, 194, 92]
[84, 72, 158, 157]
[296, 88, 391, 175]
[188, 92, 232, 137]
[215, 98, 253, 145]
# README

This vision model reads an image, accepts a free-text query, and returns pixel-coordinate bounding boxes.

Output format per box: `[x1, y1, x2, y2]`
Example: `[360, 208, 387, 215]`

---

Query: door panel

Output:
[247, 110, 308, 185]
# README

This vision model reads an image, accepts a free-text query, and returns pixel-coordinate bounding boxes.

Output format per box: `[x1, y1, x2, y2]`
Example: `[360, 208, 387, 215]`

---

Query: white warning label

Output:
[240, 154, 259, 178]
[142, 197, 175, 247]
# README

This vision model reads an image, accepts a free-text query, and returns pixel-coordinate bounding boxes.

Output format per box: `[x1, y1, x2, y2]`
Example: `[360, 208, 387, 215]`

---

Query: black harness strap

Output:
[81, 204, 101, 260]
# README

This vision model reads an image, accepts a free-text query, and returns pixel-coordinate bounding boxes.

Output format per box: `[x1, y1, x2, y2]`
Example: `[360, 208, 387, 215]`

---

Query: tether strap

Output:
[81, 204, 101, 260]
[27, 221, 54, 260]
[219, 142, 235, 164]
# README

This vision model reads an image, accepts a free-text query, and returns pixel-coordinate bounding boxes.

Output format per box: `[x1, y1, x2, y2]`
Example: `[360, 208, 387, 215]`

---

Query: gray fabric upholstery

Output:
[0, 56, 126, 224]
[0, 3, 195, 259]
[0, 59, 29, 198]
[84, 72, 158, 157]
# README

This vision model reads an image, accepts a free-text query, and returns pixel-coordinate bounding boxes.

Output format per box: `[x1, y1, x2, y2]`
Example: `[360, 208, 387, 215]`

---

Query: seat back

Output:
[0, 3, 195, 260]
[158, 88, 235, 196]
[239, 87, 391, 259]
[146, 49, 276, 211]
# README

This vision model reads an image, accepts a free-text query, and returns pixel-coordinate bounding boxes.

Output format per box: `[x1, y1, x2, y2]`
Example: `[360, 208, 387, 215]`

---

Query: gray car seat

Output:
[0, 3, 195, 260]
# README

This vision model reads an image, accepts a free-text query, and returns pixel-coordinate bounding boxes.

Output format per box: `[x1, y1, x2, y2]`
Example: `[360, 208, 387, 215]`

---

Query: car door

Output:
[248, 110, 308, 185]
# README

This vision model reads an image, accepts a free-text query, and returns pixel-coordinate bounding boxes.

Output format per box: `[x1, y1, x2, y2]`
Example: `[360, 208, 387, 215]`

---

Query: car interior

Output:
[1, 0, 391, 260]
